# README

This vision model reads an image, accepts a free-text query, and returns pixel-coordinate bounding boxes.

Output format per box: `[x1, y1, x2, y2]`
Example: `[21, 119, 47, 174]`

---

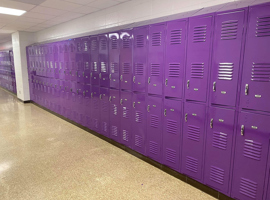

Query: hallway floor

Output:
[0, 88, 216, 200]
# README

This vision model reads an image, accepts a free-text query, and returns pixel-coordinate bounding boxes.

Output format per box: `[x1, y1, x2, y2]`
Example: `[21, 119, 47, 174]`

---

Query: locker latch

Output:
[241, 125, 245, 136]
[148, 77, 151, 84]
[187, 80, 190, 89]
[91, 92, 93, 98]
[83, 72, 85, 77]
[147, 105, 150, 112]
[91, 72, 92, 77]
[133, 76, 135, 83]
[83, 91, 85, 97]
[210, 118, 213, 128]
[185, 113, 187, 122]
[100, 94, 102, 100]
[165, 79, 168, 86]
[120, 75, 123, 81]
[109, 96, 112, 102]
[109, 74, 112, 80]
[133, 102, 135, 108]
[245, 84, 249, 96]
[99, 73, 101, 79]
[164, 109, 167, 116]
[213, 82, 216, 92]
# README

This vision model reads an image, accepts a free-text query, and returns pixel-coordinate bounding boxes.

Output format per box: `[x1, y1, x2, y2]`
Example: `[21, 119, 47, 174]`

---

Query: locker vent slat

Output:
[251, 63, 270, 82]
[110, 62, 119, 73]
[167, 119, 177, 135]
[193, 25, 207, 43]
[101, 62, 107, 73]
[100, 38, 107, 50]
[169, 63, 180, 77]
[256, 16, 270, 37]
[122, 35, 131, 48]
[135, 63, 144, 75]
[111, 35, 118, 49]
[112, 104, 118, 115]
[123, 130, 129, 141]
[135, 135, 142, 148]
[186, 156, 198, 173]
[210, 166, 225, 185]
[150, 114, 159, 128]
[170, 29, 182, 45]
[77, 42, 81, 52]
[240, 177, 257, 199]
[243, 139, 262, 161]
[136, 35, 144, 48]
[151, 64, 160, 76]
[152, 32, 162, 46]
[191, 63, 204, 79]
[149, 141, 158, 155]
[92, 62, 98, 72]
[218, 63, 233, 80]
[122, 107, 129, 119]
[93, 119, 98, 129]
[102, 122, 108, 133]
[212, 132, 227, 150]
[135, 111, 142, 123]
[91, 39, 98, 51]
[166, 148, 177, 164]
[83, 41, 88, 51]
[221, 20, 238, 40]
[93, 99, 99, 109]
[111, 125, 118, 137]
[122, 63, 130, 74]
[187, 125, 200, 142]
[102, 101, 108, 112]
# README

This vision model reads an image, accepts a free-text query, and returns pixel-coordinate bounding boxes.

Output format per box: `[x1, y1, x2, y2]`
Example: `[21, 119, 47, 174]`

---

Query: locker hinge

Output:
[164, 109, 167, 116]
[133, 76, 135, 83]
[109, 96, 112, 102]
[91, 72, 92, 77]
[245, 84, 249, 95]
[99, 73, 101, 79]
[210, 118, 213, 128]
[165, 79, 168, 86]
[185, 113, 187, 122]
[187, 80, 190, 89]
[148, 77, 151, 84]
[91, 92, 93, 98]
[120, 99, 123, 105]
[133, 102, 135, 108]
[213, 82, 216, 92]
[109, 74, 112, 80]
[83, 72, 85, 77]
[100, 94, 102, 100]
[241, 125, 245, 136]
[147, 105, 150, 112]
[120, 75, 123, 81]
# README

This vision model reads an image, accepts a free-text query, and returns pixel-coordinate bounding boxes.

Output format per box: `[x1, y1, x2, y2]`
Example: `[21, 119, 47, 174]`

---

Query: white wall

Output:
[0, 41, 13, 50]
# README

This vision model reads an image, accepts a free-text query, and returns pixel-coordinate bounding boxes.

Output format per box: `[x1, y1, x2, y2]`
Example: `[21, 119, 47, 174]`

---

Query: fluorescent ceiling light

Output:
[0, 7, 26, 16]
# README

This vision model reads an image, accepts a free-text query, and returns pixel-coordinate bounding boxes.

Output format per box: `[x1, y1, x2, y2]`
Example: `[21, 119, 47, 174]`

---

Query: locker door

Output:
[182, 102, 206, 181]
[211, 9, 247, 107]
[84, 84, 91, 129]
[100, 87, 110, 137]
[50, 79, 55, 111]
[146, 95, 163, 162]
[82, 37, 90, 85]
[148, 23, 166, 95]
[59, 61, 65, 80]
[133, 26, 148, 92]
[90, 36, 100, 85]
[69, 39, 76, 70]
[75, 38, 83, 71]
[162, 98, 182, 171]
[61, 80, 67, 118]
[84, 59, 90, 85]
[70, 81, 78, 122]
[204, 107, 235, 194]
[165, 20, 187, 98]
[231, 111, 270, 200]
[120, 91, 132, 147]
[120, 30, 133, 91]
[109, 33, 120, 89]
[64, 42, 69, 70]
[70, 70, 77, 82]
[132, 93, 146, 155]
[185, 15, 213, 102]
[240, 4, 270, 112]
[91, 86, 100, 133]
[55, 79, 61, 114]
[99, 34, 109, 87]
[77, 83, 85, 125]
[109, 89, 120, 142]
[65, 81, 72, 120]
[64, 68, 70, 81]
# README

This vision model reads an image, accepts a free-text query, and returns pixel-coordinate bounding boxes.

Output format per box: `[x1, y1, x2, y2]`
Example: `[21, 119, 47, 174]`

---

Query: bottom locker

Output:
[70, 81, 78, 122]
[77, 83, 85, 126]
[91, 86, 100, 133]
[100, 87, 110, 137]
[231, 111, 270, 200]
[162, 98, 182, 171]
[84, 85, 91, 129]
[109, 89, 120, 142]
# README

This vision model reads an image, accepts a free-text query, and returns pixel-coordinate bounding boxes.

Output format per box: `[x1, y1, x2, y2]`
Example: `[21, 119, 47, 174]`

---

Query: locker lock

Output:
[164, 109, 167, 116]
[147, 105, 150, 112]
[245, 84, 249, 95]
[241, 125, 245, 136]
[148, 77, 151, 84]
[165, 79, 168, 86]
[133, 76, 135, 83]
[187, 80, 190, 89]
[210, 118, 213, 128]
[133, 102, 135, 108]
[120, 99, 123, 105]
[185, 113, 187, 122]
[213, 82, 216, 92]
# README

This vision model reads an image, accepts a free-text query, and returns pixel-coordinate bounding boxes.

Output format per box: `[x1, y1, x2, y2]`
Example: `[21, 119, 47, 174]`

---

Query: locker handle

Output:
[83, 91, 85, 97]
[164, 109, 167, 116]
[148, 77, 151, 84]
[165, 79, 168, 86]
[76, 71, 78, 76]
[91, 72, 92, 77]
[99, 73, 101, 79]
[133, 102, 135, 108]
[120, 99, 123, 105]
[185, 113, 187, 122]
[83, 72, 85, 77]
[91, 92, 93, 98]
[109, 96, 112, 102]
[109, 74, 112, 80]
[120, 75, 123, 81]
[213, 82, 216, 92]
[187, 80, 190, 89]
[100, 94, 102, 100]
[210, 118, 213, 128]
[241, 125, 244, 136]
[133, 76, 135, 83]
[245, 84, 249, 95]
[147, 105, 150, 112]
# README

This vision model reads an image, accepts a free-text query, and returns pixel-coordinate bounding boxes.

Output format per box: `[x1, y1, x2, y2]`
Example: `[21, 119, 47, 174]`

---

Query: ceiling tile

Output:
[10, 0, 46, 5]
[63, 0, 96, 5]
[0, 29, 16, 34]
[0, 0, 36, 11]
[87, 0, 121, 9]
[52, 12, 84, 23]
[40, 0, 82, 11]
[72, 6, 99, 14]
[22, 12, 56, 20]
[17, 16, 46, 23]
[30, 6, 67, 16]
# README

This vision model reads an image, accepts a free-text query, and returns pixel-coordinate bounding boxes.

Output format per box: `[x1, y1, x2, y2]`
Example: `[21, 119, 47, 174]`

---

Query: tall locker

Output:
[69, 39, 76, 71]
[148, 23, 166, 95]
[204, 107, 236, 195]
[64, 41, 69, 70]
[99, 34, 109, 87]
[75, 38, 83, 71]
[84, 84, 91, 129]
[165, 20, 187, 98]
[48, 45, 54, 78]
[70, 81, 78, 122]
[109, 33, 120, 89]
[90, 36, 99, 85]
[132, 93, 146, 155]
[120, 91, 132, 147]
[120, 30, 133, 91]
[146, 95, 163, 162]
[58, 42, 65, 80]
[133, 26, 148, 92]
[77, 83, 85, 125]
[65, 81, 72, 120]
[210, 8, 247, 107]
[239, 4, 270, 112]
[185, 14, 213, 102]
[162, 98, 182, 171]
[182, 102, 206, 181]
[231, 111, 270, 200]
[91, 86, 100, 133]
[109, 89, 120, 142]
[60, 80, 68, 118]
[81, 37, 90, 85]
[53, 43, 59, 79]
[100, 87, 110, 137]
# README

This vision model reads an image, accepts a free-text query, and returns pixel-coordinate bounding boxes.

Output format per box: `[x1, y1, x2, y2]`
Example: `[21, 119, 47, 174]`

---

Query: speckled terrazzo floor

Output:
[0, 88, 216, 200]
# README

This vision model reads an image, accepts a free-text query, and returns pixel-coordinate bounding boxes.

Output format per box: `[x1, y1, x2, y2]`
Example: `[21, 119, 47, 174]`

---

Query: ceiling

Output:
[0, 0, 130, 43]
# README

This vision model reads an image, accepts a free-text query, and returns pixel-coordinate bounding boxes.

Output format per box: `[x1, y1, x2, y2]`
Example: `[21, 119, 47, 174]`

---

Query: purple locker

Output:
[53, 43, 59, 79]
[133, 26, 148, 92]
[43, 78, 48, 108]
[267, 174, 270, 200]
[100, 87, 110, 137]
[81, 37, 90, 85]
[84, 84, 91, 129]
[109, 89, 120, 142]
[65, 81, 72, 120]
[99, 34, 109, 87]
[148, 23, 166, 95]
[70, 70, 77, 82]
[109, 33, 120, 89]
[185, 14, 213, 102]
[204, 107, 235, 195]
[55, 79, 61, 114]
[91, 86, 100, 132]
[90, 36, 100, 85]
[182, 102, 206, 181]
[231, 111, 270, 200]
[146, 95, 163, 162]
[64, 41, 69, 70]
[132, 93, 146, 155]
[210, 8, 247, 107]
[120, 91, 132, 147]
[120, 30, 133, 91]
[69, 39, 76, 70]
[77, 83, 85, 125]
[50, 79, 55, 111]
[240, 4, 270, 112]
[70, 81, 78, 122]
[64, 68, 71, 81]
[75, 38, 83, 71]
[84, 53, 90, 85]
[162, 98, 182, 171]
[165, 20, 187, 98]
[59, 61, 65, 80]
[60, 80, 68, 118]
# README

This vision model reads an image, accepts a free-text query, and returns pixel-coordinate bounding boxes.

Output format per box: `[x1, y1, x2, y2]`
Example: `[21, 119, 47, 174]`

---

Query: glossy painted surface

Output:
[109, 33, 120, 89]
[109, 89, 120, 142]
[99, 34, 109, 87]
[100, 87, 110, 137]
